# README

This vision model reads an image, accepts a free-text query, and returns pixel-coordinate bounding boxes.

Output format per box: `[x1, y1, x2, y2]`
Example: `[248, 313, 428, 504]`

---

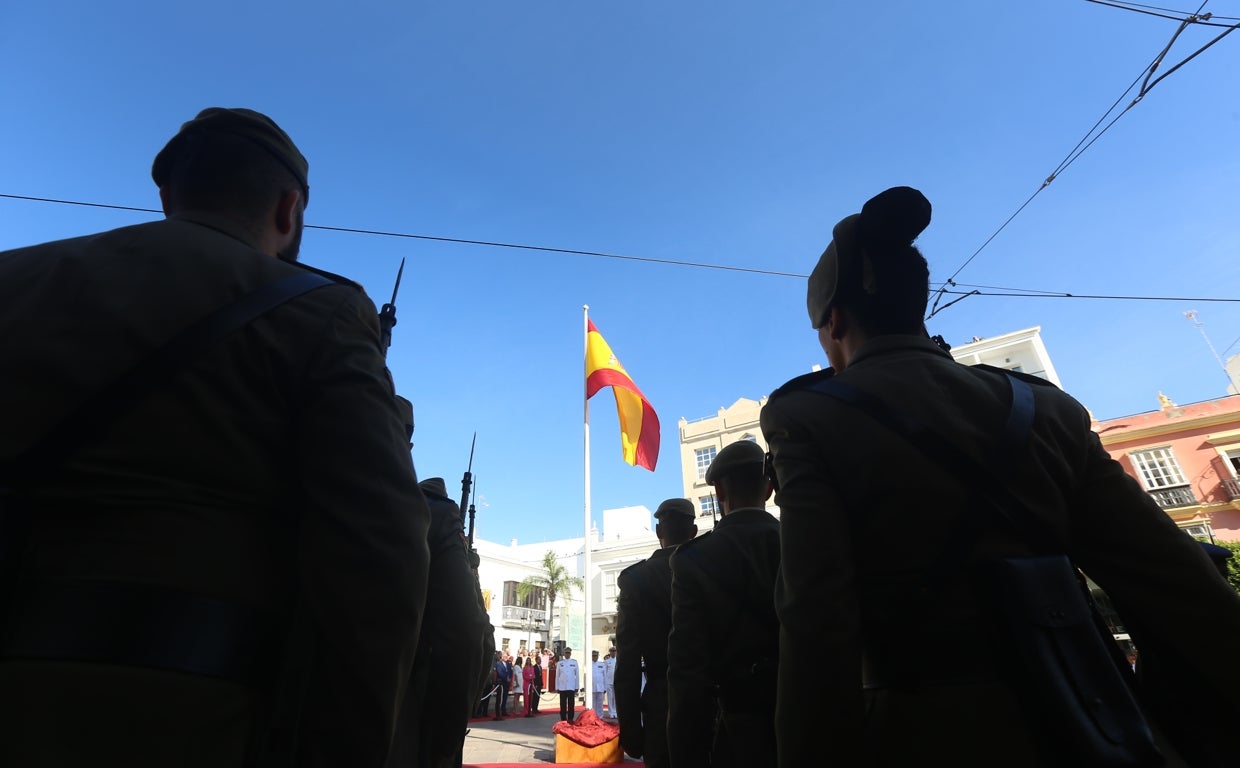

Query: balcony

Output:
[1222, 476, 1240, 500]
[1148, 486, 1199, 509]
[501, 606, 547, 626]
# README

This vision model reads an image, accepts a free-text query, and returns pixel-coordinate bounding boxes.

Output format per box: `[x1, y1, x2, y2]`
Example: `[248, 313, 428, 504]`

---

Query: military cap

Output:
[704, 440, 766, 485]
[653, 498, 695, 522]
[151, 107, 310, 205]
[807, 186, 931, 328]
[418, 477, 454, 502]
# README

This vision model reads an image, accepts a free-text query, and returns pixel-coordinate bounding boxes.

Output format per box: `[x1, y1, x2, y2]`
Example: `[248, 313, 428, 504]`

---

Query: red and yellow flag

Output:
[585, 319, 660, 471]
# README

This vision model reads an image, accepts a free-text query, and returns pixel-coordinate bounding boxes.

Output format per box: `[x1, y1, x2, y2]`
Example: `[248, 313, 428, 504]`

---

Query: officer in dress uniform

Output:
[555, 647, 581, 721]
[760, 186, 1240, 766]
[0, 108, 431, 767]
[667, 441, 780, 768]
[615, 498, 697, 768]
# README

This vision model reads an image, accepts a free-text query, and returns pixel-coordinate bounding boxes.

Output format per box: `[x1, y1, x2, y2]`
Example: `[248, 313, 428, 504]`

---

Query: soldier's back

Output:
[0, 217, 428, 767]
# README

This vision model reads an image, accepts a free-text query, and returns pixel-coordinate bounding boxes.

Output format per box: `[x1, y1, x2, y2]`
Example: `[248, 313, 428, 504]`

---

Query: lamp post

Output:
[524, 615, 545, 654]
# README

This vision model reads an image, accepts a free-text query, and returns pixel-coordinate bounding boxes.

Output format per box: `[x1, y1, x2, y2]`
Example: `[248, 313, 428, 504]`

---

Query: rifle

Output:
[467, 477, 478, 547]
[379, 257, 405, 356]
[459, 433, 476, 534]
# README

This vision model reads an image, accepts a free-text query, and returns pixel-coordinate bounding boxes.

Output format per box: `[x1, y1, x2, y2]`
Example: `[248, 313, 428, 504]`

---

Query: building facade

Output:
[1093, 393, 1240, 542]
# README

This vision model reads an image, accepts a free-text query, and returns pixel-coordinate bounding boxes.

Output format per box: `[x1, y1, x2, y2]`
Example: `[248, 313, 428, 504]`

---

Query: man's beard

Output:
[278, 207, 304, 263]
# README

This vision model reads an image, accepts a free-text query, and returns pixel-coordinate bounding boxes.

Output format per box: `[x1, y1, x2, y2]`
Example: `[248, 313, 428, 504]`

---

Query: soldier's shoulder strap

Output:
[971, 363, 1060, 389]
[768, 367, 836, 403]
[290, 261, 364, 291]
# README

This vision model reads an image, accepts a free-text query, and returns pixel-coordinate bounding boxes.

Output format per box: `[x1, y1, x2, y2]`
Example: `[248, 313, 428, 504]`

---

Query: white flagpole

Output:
[582, 304, 593, 715]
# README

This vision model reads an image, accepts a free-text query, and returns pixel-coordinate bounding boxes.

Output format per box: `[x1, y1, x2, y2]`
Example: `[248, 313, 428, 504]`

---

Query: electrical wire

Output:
[1085, 0, 1238, 25]
[0, 192, 806, 279]
[926, 1, 1238, 320]
[3, 192, 1236, 310]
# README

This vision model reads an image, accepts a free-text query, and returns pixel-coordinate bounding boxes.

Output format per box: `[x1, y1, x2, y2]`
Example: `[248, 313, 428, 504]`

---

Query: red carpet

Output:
[469, 703, 591, 724]
[465, 763, 638, 768]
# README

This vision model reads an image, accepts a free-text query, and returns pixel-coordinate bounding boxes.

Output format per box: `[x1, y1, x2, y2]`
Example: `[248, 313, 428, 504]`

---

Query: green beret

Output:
[653, 498, 694, 523]
[807, 186, 931, 329]
[418, 477, 454, 502]
[704, 440, 765, 485]
[151, 107, 310, 205]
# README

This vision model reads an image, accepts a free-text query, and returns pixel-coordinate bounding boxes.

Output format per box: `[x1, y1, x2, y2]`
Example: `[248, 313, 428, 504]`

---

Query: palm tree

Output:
[518, 550, 584, 644]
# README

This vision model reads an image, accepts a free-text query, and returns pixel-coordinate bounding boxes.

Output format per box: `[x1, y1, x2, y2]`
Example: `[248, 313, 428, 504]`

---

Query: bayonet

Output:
[378, 257, 405, 356]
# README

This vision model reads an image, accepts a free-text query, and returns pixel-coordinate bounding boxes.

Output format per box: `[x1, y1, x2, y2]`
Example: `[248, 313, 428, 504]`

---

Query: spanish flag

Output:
[585, 319, 660, 471]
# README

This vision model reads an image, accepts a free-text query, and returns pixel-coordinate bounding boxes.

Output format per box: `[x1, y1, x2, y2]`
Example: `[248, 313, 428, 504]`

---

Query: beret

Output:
[653, 498, 695, 522]
[704, 440, 765, 485]
[807, 186, 931, 328]
[152, 107, 309, 205]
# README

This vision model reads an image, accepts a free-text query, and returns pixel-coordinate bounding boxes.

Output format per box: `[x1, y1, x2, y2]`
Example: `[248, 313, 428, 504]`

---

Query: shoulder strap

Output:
[1, 271, 334, 600]
[5, 271, 333, 483]
[803, 373, 1058, 553]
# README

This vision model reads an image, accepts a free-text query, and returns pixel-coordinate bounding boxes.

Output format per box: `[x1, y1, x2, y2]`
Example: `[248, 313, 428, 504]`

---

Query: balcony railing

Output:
[1222, 476, 1240, 500]
[1148, 486, 1199, 509]
[501, 606, 547, 625]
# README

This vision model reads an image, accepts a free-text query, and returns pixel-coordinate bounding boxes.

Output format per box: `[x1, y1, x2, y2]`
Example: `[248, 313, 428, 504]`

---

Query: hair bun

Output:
[859, 186, 931, 249]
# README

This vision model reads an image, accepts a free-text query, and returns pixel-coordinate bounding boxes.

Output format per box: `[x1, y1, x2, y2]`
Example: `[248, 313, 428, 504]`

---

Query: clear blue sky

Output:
[3, 1, 1238, 546]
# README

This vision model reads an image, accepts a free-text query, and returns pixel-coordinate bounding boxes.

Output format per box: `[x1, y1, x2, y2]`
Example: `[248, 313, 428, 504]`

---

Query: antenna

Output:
[1184, 310, 1240, 393]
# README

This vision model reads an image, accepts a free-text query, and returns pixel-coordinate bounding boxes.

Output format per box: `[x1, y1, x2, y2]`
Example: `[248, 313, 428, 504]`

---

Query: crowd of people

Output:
[2, 106, 1240, 768]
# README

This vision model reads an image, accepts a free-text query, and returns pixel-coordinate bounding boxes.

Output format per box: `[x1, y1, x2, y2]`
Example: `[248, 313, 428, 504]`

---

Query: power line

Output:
[0, 192, 806, 279]
[1085, 0, 1239, 24]
[4, 192, 1238, 309]
[938, 287, 1240, 303]
[926, 2, 1237, 319]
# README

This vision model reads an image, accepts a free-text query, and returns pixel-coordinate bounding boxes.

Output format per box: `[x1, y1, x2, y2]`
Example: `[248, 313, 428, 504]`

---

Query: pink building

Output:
[1093, 394, 1240, 542]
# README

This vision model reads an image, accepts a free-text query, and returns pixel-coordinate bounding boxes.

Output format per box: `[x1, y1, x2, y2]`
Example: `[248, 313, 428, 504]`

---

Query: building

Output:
[1093, 392, 1240, 542]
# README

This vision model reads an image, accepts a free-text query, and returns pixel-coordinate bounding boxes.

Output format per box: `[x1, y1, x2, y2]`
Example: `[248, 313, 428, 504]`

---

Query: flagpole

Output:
[582, 304, 593, 713]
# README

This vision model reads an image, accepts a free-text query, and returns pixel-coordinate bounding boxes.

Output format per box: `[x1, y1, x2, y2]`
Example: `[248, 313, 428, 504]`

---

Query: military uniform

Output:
[388, 478, 491, 768]
[615, 549, 673, 766]
[761, 334, 1240, 766]
[616, 498, 699, 768]
[0, 204, 430, 762]
[666, 504, 780, 768]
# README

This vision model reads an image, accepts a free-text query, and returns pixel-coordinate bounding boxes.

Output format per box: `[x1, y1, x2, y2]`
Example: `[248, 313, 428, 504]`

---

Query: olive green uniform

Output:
[761, 334, 1240, 766]
[0, 214, 430, 767]
[667, 509, 780, 768]
[615, 547, 674, 767]
[388, 480, 492, 768]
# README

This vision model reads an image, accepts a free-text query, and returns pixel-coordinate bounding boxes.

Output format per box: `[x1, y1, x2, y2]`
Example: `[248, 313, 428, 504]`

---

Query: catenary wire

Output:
[0, 192, 806, 279]
[1, 193, 1236, 309]
[1085, 0, 1239, 25]
[926, 2, 1235, 319]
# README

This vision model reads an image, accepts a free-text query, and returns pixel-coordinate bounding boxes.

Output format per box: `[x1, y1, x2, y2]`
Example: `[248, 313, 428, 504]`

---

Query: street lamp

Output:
[523, 615, 545, 654]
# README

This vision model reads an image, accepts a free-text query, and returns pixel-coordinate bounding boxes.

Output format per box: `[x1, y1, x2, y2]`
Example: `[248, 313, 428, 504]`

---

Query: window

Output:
[503, 580, 545, 609]
[1129, 447, 1188, 490]
[741, 434, 758, 443]
[603, 570, 619, 601]
[698, 495, 718, 518]
[695, 446, 717, 479]
[1181, 523, 1213, 541]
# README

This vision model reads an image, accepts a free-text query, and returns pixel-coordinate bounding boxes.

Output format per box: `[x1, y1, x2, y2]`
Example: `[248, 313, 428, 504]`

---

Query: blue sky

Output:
[3, 1, 1238, 546]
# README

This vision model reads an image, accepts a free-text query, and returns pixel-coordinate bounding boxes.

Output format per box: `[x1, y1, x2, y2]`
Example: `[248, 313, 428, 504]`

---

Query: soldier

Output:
[667, 441, 779, 768]
[760, 186, 1240, 765]
[0, 108, 430, 767]
[615, 498, 698, 768]
[387, 471, 493, 768]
